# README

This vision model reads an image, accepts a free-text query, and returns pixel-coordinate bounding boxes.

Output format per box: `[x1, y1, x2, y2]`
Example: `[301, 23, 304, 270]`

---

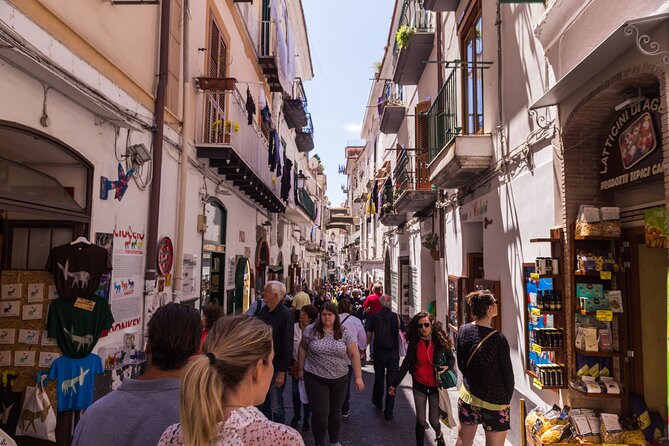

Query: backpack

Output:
[374, 313, 395, 349]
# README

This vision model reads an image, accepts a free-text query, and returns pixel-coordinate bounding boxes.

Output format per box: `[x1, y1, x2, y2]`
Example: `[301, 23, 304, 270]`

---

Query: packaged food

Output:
[526, 407, 545, 429]
[540, 424, 570, 443]
[623, 429, 647, 446]
[600, 413, 624, 443]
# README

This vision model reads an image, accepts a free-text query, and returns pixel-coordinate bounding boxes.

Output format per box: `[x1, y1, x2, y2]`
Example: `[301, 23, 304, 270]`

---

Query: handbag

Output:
[396, 314, 408, 357]
[14, 376, 56, 442]
[438, 387, 456, 429]
[439, 369, 457, 389]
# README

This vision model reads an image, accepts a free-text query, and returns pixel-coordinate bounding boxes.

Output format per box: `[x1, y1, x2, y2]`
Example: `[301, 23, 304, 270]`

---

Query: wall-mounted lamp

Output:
[296, 170, 306, 190]
[126, 143, 152, 166]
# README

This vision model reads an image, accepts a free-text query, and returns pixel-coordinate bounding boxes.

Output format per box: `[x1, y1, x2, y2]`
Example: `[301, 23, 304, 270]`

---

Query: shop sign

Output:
[644, 206, 669, 248]
[600, 98, 663, 191]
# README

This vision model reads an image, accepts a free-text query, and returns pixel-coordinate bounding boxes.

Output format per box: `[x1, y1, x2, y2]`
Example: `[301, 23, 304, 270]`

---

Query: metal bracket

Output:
[624, 23, 669, 65]
[528, 108, 553, 131]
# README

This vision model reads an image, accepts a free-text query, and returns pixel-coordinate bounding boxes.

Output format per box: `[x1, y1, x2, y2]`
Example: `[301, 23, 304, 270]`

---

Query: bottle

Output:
[555, 290, 562, 311]
[537, 290, 543, 310]
[549, 290, 556, 311]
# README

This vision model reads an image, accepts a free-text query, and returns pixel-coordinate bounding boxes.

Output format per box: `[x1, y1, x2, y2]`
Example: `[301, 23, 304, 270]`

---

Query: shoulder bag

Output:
[465, 329, 498, 369]
[396, 313, 408, 357]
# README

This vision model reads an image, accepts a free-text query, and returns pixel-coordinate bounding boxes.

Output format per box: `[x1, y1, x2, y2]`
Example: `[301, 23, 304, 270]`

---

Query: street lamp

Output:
[296, 170, 306, 190]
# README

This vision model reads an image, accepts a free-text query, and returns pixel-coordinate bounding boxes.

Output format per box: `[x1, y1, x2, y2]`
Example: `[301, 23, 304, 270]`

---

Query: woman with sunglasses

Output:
[388, 312, 453, 446]
[456, 291, 513, 446]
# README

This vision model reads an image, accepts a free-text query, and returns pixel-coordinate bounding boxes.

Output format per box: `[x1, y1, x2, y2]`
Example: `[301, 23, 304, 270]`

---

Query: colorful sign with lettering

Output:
[644, 206, 668, 249]
[600, 98, 663, 191]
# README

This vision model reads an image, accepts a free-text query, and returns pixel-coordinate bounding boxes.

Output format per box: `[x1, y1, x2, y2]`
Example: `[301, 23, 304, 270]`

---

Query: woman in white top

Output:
[158, 316, 303, 446]
[290, 304, 319, 431]
[337, 298, 368, 418]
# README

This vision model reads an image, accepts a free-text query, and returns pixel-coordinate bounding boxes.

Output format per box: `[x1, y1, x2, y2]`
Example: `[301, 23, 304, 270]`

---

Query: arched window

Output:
[204, 200, 227, 246]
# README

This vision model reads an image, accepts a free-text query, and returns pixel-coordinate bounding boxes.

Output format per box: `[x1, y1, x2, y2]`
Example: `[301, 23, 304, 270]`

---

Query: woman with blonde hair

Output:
[158, 315, 303, 446]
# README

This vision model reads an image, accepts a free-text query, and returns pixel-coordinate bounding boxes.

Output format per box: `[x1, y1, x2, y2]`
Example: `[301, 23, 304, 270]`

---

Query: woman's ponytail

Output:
[180, 354, 225, 446]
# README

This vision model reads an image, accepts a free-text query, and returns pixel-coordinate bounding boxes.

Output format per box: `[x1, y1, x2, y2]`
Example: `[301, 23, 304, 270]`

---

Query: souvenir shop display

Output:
[14, 376, 56, 442]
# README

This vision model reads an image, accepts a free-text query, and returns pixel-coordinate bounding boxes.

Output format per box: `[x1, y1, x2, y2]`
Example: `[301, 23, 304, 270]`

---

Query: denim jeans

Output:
[372, 351, 399, 417]
[291, 375, 311, 421]
[258, 370, 286, 424]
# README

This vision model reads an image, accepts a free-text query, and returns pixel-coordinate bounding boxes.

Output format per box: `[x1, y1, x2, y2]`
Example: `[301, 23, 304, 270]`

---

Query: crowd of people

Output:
[71, 281, 513, 446]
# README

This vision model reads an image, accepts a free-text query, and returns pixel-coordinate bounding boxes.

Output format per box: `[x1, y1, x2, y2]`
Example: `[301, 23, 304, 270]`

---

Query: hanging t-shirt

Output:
[47, 295, 114, 358]
[45, 243, 112, 303]
[48, 354, 103, 412]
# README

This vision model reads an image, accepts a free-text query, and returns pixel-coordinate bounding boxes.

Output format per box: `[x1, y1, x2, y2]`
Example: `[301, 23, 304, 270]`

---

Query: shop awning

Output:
[530, 13, 669, 109]
[268, 265, 284, 274]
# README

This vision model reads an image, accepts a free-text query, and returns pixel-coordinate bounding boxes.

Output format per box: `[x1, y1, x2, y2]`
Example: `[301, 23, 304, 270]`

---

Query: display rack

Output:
[569, 232, 627, 400]
[524, 229, 567, 391]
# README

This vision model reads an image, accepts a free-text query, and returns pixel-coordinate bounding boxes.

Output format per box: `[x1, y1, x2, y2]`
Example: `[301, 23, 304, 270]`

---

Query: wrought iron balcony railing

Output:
[393, 147, 431, 198]
[428, 67, 460, 162]
[297, 188, 317, 221]
[392, 0, 434, 70]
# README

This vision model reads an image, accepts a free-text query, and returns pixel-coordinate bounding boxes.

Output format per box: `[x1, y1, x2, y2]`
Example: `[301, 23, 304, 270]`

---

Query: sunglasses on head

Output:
[418, 322, 431, 328]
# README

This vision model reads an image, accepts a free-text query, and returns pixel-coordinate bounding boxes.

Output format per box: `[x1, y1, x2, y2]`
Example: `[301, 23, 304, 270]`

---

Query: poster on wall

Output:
[644, 206, 668, 248]
[109, 227, 145, 333]
[95, 233, 114, 301]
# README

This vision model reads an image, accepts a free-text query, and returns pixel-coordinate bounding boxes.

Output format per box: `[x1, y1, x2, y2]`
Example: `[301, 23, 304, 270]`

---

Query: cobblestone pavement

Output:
[282, 362, 510, 446]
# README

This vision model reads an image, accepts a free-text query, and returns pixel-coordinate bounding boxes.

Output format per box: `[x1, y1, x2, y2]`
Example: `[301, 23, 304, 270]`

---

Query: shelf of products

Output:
[572, 224, 626, 399]
[524, 228, 566, 389]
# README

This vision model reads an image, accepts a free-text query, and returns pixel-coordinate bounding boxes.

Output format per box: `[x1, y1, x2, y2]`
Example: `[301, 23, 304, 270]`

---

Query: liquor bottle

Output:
[549, 290, 556, 311]
[537, 290, 543, 310]
[555, 290, 562, 311]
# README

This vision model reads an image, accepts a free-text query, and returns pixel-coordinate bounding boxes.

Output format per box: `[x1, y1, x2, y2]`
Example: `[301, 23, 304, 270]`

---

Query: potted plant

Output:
[395, 25, 416, 50]
[422, 233, 440, 260]
[382, 202, 394, 214]
[211, 119, 239, 143]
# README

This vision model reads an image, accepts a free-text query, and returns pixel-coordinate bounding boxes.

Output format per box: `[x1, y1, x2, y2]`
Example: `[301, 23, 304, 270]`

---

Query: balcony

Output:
[295, 113, 314, 153]
[258, 17, 282, 92]
[195, 89, 284, 213]
[378, 81, 406, 134]
[422, 0, 458, 11]
[284, 77, 308, 130]
[393, 147, 437, 213]
[392, 0, 434, 86]
[379, 206, 407, 226]
[427, 67, 493, 189]
[297, 188, 317, 221]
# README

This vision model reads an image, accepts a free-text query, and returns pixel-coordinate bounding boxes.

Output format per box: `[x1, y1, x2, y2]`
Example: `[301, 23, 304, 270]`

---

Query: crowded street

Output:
[1, 0, 669, 445]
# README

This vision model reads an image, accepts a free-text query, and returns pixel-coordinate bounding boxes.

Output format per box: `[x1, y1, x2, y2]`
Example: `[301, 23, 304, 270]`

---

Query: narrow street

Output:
[285, 361, 494, 446]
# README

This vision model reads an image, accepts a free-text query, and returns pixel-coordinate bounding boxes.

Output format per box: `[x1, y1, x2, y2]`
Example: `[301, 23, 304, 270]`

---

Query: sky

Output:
[301, 0, 395, 208]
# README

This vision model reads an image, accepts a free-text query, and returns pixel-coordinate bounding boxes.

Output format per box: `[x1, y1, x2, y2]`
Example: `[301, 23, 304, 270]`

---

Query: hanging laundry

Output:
[281, 158, 293, 201]
[268, 130, 276, 171]
[261, 104, 272, 126]
[275, 131, 282, 175]
[246, 87, 256, 125]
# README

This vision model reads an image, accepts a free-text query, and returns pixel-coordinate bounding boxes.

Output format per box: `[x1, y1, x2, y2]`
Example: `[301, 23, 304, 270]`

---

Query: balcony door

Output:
[415, 101, 431, 190]
[460, 1, 483, 134]
[205, 19, 228, 144]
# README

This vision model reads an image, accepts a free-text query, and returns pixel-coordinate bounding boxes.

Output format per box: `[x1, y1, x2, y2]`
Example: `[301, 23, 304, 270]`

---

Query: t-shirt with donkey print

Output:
[47, 296, 114, 358]
[46, 242, 112, 304]
[48, 354, 103, 411]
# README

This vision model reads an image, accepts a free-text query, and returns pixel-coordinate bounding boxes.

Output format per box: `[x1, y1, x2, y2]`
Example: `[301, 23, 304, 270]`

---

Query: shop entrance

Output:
[627, 228, 668, 421]
[201, 199, 227, 307]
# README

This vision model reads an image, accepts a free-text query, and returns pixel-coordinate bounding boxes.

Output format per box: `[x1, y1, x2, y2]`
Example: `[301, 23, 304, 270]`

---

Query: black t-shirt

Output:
[46, 243, 112, 303]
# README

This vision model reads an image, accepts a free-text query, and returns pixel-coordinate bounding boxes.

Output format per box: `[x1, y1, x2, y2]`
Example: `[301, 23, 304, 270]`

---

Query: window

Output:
[4, 222, 77, 270]
[461, 3, 484, 134]
[204, 19, 228, 144]
[204, 200, 227, 246]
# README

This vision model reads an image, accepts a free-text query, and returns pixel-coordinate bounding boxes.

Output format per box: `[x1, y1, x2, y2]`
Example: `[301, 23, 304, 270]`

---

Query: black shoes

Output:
[302, 420, 311, 432]
[384, 413, 394, 421]
[372, 400, 382, 410]
[435, 432, 446, 446]
[290, 417, 299, 429]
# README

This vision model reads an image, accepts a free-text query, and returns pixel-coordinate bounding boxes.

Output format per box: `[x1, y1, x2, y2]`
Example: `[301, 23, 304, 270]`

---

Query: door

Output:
[206, 252, 225, 307]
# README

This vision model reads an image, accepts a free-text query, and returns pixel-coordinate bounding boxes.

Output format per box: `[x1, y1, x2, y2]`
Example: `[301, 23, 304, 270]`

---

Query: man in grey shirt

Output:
[72, 303, 202, 446]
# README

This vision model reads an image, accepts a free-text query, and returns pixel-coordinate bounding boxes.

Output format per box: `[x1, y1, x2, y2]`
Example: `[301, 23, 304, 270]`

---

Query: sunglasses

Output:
[418, 322, 431, 328]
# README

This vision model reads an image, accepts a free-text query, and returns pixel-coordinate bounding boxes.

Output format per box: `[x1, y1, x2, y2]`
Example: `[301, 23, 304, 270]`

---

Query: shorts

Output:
[458, 398, 510, 432]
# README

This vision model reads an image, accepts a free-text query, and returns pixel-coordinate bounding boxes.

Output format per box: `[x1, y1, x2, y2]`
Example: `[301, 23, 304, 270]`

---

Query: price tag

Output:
[533, 378, 543, 390]
[73, 297, 96, 312]
[530, 273, 540, 280]
[531, 307, 541, 316]
[600, 271, 612, 280]
[532, 343, 543, 354]
[596, 309, 613, 322]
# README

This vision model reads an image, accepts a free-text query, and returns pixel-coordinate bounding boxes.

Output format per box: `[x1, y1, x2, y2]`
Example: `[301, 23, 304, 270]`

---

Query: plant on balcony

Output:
[225, 120, 240, 134]
[381, 202, 394, 214]
[395, 25, 416, 49]
[422, 233, 440, 260]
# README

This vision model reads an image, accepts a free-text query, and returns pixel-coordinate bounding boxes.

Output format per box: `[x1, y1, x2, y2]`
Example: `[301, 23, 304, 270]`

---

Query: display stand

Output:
[524, 229, 566, 390]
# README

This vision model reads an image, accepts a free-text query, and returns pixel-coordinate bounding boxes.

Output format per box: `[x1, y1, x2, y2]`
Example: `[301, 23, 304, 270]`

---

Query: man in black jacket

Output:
[366, 294, 405, 420]
[257, 280, 294, 424]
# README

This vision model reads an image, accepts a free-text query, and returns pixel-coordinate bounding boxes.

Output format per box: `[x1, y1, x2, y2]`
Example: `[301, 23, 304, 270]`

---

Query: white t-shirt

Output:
[339, 313, 367, 365]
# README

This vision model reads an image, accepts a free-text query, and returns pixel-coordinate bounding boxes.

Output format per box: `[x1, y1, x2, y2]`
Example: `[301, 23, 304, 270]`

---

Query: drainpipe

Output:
[145, 0, 170, 287]
[436, 11, 442, 91]
[496, 0, 505, 156]
[174, 0, 191, 299]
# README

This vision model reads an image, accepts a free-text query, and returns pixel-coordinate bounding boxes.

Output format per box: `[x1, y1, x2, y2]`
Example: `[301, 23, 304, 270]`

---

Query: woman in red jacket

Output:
[389, 312, 454, 446]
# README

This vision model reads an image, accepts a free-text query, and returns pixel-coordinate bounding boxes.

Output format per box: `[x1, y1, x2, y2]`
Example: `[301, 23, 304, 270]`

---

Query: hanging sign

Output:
[600, 97, 664, 191]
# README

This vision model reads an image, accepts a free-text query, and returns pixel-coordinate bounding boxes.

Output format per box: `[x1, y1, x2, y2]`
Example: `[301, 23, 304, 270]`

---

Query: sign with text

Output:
[600, 98, 663, 191]
[644, 206, 668, 248]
